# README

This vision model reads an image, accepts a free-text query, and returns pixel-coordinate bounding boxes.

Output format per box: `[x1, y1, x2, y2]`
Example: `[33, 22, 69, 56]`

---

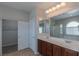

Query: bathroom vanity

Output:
[38, 39, 78, 56]
[38, 34, 79, 56]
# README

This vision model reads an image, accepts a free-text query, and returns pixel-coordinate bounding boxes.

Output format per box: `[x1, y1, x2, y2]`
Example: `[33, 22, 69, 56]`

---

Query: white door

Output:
[0, 19, 2, 55]
[18, 21, 29, 50]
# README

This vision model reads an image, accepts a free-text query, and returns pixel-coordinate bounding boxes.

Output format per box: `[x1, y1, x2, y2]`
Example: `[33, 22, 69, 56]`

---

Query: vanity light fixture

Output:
[45, 2, 66, 14]
[45, 9, 52, 14]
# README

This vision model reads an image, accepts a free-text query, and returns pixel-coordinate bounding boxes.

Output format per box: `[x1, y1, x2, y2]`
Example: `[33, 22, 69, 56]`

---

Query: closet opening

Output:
[2, 19, 18, 55]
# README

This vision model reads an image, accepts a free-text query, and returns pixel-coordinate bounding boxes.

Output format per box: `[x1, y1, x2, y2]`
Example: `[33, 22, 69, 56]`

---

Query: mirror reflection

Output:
[50, 9, 79, 41]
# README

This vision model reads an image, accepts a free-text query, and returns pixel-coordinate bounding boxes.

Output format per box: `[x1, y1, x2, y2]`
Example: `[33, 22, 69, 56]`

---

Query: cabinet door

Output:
[47, 42, 53, 56]
[41, 41, 47, 56]
[62, 48, 77, 56]
[77, 52, 79, 56]
[53, 44, 62, 56]
[38, 39, 42, 54]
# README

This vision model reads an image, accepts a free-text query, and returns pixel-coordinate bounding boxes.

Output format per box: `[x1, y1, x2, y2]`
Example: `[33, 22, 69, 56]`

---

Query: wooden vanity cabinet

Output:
[77, 52, 79, 56]
[38, 39, 78, 56]
[41, 40, 47, 56]
[62, 48, 78, 56]
[47, 42, 53, 56]
[52, 44, 62, 56]
[38, 39, 42, 54]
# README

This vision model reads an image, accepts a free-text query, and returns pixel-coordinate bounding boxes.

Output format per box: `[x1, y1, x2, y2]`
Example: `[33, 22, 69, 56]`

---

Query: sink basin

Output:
[65, 40, 72, 44]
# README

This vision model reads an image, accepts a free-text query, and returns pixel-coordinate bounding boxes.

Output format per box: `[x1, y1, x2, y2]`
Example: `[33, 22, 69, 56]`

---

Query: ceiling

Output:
[0, 2, 59, 12]
[0, 2, 79, 13]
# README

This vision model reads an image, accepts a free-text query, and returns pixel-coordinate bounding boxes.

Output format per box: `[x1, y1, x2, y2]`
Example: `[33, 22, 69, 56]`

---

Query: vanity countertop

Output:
[38, 33, 79, 52]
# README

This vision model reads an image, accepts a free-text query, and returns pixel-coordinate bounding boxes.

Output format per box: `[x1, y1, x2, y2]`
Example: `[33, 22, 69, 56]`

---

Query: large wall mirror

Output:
[50, 9, 79, 41]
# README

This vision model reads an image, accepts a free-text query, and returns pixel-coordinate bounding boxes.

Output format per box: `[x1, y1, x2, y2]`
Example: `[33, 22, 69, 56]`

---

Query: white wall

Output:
[29, 9, 39, 54]
[0, 5, 29, 21]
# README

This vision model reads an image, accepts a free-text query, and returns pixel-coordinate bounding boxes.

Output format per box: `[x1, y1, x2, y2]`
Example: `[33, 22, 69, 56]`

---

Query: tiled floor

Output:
[2, 45, 41, 56]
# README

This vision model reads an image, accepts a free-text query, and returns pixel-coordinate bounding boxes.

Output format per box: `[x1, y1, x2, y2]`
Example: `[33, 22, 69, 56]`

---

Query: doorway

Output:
[2, 19, 18, 55]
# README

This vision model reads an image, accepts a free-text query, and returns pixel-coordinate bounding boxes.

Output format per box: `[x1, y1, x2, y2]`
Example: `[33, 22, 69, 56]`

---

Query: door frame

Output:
[0, 18, 2, 56]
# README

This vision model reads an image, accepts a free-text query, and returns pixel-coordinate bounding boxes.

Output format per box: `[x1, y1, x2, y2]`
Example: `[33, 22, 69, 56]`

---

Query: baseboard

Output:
[2, 42, 17, 47]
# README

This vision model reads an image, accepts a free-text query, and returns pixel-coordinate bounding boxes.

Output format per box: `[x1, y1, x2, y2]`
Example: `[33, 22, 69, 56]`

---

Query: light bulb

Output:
[60, 2, 66, 7]
[56, 5, 61, 9]
[48, 9, 52, 12]
[45, 10, 49, 13]
[52, 7, 56, 11]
